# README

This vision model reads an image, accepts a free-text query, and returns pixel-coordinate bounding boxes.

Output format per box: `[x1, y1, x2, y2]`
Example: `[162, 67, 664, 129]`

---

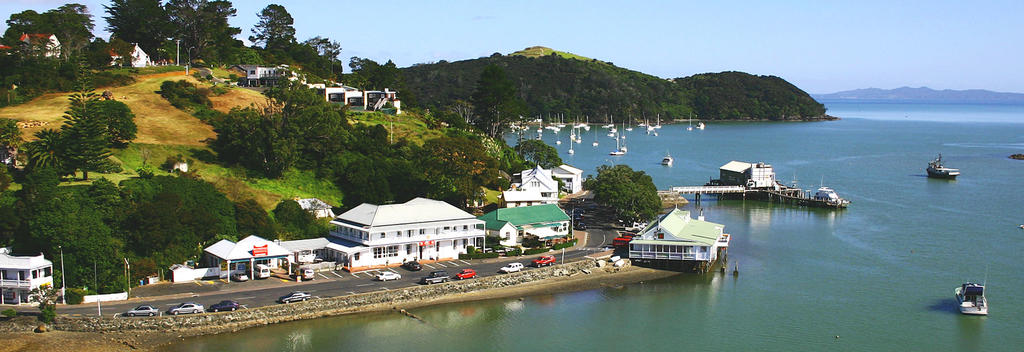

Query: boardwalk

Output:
[670, 185, 746, 194]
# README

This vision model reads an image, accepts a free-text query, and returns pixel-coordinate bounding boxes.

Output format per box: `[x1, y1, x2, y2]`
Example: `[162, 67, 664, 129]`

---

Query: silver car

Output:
[168, 302, 204, 315]
[125, 305, 159, 317]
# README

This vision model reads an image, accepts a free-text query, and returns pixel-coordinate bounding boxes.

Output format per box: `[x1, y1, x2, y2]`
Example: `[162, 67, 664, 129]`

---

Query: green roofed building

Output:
[478, 204, 571, 246]
[628, 208, 731, 270]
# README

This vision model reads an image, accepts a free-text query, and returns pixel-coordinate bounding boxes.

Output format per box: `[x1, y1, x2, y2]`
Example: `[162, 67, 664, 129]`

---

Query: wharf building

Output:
[628, 209, 731, 272]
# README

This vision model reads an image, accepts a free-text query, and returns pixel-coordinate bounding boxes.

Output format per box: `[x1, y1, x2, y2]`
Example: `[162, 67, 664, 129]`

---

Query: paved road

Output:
[54, 249, 604, 318]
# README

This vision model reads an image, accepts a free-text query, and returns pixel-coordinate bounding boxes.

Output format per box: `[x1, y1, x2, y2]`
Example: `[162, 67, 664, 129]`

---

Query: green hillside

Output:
[403, 47, 831, 121]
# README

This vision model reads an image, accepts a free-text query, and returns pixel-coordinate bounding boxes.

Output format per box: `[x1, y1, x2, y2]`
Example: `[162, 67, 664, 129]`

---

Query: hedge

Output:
[459, 252, 500, 260]
[65, 288, 89, 305]
[552, 239, 578, 250]
[523, 248, 550, 255]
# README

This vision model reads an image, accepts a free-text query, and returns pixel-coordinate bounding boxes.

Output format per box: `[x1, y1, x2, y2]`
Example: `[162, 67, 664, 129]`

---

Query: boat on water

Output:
[812, 187, 851, 207]
[927, 154, 960, 179]
[609, 130, 626, 155]
[662, 152, 674, 166]
[955, 282, 988, 316]
[697, 122, 706, 130]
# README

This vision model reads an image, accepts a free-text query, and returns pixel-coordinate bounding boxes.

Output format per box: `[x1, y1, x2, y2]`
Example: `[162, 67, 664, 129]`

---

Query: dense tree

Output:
[24, 129, 66, 173]
[60, 69, 110, 180]
[165, 0, 241, 64]
[235, 199, 276, 238]
[249, 4, 296, 52]
[585, 164, 660, 223]
[0, 118, 20, 166]
[272, 199, 325, 240]
[95, 100, 137, 146]
[471, 64, 525, 137]
[515, 139, 563, 168]
[303, 36, 343, 77]
[45, 4, 95, 58]
[104, 0, 170, 57]
[420, 134, 500, 207]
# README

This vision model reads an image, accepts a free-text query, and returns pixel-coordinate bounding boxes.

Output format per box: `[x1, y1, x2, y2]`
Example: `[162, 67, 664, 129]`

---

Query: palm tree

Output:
[26, 129, 64, 171]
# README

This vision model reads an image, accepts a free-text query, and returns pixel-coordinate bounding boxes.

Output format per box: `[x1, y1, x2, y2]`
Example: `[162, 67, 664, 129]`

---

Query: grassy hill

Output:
[403, 46, 829, 121]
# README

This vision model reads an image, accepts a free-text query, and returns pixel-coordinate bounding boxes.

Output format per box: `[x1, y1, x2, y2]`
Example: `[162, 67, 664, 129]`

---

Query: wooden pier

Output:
[664, 184, 849, 209]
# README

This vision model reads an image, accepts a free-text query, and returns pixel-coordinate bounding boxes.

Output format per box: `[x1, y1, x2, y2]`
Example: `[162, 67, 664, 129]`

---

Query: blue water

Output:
[167, 102, 1024, 351]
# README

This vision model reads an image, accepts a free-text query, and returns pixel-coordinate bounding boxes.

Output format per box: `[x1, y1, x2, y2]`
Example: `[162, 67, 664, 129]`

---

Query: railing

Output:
[0, 278, 34, 288]
[670, 185, 746, 194]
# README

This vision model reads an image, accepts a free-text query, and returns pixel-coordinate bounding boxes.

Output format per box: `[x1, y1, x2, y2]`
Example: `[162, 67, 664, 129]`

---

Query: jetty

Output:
[666, 161, 850, 209]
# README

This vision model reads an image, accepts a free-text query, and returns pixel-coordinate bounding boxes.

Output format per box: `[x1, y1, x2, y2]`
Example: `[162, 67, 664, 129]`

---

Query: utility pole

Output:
[59, 245, 65, 305]
[123, 258, 130, 298]
[175, 39, 180, 66]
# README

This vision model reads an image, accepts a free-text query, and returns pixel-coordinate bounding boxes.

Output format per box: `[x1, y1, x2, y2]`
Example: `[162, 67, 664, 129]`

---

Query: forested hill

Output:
[401, 47, 831, 121]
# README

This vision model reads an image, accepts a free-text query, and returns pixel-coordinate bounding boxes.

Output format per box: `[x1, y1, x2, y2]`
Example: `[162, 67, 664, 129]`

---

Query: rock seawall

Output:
[54, 260, 599, 333]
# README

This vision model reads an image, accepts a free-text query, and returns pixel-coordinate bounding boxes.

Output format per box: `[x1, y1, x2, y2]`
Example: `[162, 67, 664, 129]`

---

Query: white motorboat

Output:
[955, 282, 988, 316]
[697, 122, 706, 130]
[662, 152, 674, 166]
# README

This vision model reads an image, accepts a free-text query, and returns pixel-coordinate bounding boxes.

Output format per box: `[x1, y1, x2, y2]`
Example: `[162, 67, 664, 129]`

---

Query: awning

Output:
[524, 226, 566, 240]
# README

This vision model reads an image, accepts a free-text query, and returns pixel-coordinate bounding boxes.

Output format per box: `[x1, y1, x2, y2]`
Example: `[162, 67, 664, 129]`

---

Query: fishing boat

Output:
[955, 282, 988, 316]
[927, 154, 960, 179]
[662, 152, 674, 166]
[812, 186, 851, 207]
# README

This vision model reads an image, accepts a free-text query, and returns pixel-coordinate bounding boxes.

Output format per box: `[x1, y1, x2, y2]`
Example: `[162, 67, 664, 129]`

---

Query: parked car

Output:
[292, 268, 315, 281]
[402, 261, 422, 271]
[209, 300, 241, 312]
[125, 305, 159, 317]
[454, 269, 477, 280]
[499, 262, 524, 273]
[376, 271, 402, 281]
[168, 302, 204, 315]
[420, 270, 449, 284]
[254, 264, 272, 279]
[278, 291, 312, 304]
[231, 272, 249, 282]
[532, 255, 557, 267]
[574, 222, 587, 231]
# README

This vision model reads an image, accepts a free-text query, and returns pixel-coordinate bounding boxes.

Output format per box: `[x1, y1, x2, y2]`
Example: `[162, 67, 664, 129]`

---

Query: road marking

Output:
[387, 268, 399, 273]
[447, 261, 459, 267]
[348, 292, 355, 295]
[350, 272, 358, 278]
[318, 273, 330, 280]
[381, 287, 389, 291]
[220, 279, 228, 283]
[236, 296, 255, 300]
[206, 281, 215, 284]
[331, 271, 344, 278]
[194, 281, 203, 286]
[459, 260, 472, 265]
[279, 279, 290, 283]
[356, 283, 374, 287]
[423, 263, 436, 269]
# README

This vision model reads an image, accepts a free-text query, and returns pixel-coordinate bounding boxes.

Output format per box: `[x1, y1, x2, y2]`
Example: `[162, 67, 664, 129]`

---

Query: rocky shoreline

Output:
[2, 260, 679, 352]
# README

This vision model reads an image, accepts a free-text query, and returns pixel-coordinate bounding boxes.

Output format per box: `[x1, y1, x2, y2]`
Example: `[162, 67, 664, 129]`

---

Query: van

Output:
[301, 268, 315, 280]
[255, 264, 272, 279]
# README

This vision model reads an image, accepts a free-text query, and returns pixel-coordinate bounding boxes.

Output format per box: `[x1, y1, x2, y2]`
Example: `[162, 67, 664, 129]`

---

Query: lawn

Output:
[348, 110, 442, 145]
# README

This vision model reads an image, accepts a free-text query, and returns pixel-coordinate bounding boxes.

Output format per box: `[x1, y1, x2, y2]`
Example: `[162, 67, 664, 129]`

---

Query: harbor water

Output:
[166, 102, 1024, 351]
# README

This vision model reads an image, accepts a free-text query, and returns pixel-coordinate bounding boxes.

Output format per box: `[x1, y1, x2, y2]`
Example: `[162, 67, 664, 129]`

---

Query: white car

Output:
[499, 263, 524, 273]
[376, 271, 401, 281]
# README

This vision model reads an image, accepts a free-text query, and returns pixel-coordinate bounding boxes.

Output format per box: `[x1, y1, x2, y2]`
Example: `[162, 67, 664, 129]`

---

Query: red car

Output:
[532, 255, 556, 267]
[454, 269, 477, 280]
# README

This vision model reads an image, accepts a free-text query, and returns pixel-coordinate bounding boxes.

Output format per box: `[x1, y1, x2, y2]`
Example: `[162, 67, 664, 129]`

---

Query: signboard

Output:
[252, 244, 268, 256]
[418, 240, 435, 247]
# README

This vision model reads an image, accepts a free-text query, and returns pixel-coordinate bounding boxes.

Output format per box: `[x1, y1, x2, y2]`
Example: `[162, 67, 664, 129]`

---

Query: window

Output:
[463, 225, 468, 231]
[32, 270, 38, 279]
[476, 224, 484, 230]
[373, 246, 400, 259]
[379, 233, 385, 239]
[462, 239, 468, 247]
[407, 230, 414, 237]
[419, 229, 426, 235]
[444, 226, 451, 231]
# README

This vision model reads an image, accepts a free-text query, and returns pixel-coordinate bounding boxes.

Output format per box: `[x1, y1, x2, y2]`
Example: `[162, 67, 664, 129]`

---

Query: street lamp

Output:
[175, 39, 180, 66]
[59, 245, 65, 305]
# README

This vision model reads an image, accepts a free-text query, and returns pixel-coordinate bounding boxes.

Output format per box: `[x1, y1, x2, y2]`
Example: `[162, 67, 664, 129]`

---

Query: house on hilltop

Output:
[109, 43, 152, 68]
[296, 198, 336, 219]
[233, 64, 295, 87]
[19, 33, 61, 57]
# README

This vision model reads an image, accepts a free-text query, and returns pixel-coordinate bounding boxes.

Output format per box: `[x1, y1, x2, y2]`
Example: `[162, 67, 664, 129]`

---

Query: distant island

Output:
[813, 87, 1024, 104]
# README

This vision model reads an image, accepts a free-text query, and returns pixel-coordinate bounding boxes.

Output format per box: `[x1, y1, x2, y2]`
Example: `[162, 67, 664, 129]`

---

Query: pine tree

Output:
[61, 61, 110, 180]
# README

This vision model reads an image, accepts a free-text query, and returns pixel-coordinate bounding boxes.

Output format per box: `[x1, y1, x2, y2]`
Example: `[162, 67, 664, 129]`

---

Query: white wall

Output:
[83, 292, 128, 303]
[171, 267, 221, 283]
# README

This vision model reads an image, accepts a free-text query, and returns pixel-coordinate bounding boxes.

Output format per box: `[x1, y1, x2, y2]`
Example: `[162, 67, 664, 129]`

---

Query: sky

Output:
[2, 0, 1022, 94]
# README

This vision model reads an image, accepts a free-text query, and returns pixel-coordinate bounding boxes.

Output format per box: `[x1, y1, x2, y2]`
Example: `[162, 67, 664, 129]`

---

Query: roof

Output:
[519, 165, 557, 192]
[478, 204, 570, 230]
[720, 161, 752, 173]
[635, 209, 723, 246]
[296, 198, 333, 211]
[0, 248, 51, 269]
[552, 164, 583, 176]
[333, 197, 477, 228]
[502, 189, 544, 202]
[20, 33, 53, 41]
[204, 235, 291, 261]
[0, 45, 12, 50]
[325, 237, 366, 254]
[278, 237, 330, 253]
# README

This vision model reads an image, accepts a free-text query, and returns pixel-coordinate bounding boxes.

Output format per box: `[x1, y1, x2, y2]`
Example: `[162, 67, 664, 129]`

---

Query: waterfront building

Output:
[719, 161, 778, 189]
[628, 209, 730, 270]
[327, 198, 485, 270]
[202, 236, 291, 280]
[0, 248, 53, 304]
[478, 204, 571, 247]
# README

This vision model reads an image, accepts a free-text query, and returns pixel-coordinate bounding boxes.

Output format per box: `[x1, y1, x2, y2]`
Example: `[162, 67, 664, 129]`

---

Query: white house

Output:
[0, 248, 53, 305]
[478, 204, 571, 247]
[234, 64, 294, 87]
[296, 198, 336, 219]
[20, 33, 61, 58]
[319, 86, 363, 106]
[503, 165, 559, 207]
[719, 161, 777, 189]
[109, 43, 152, 68]
[628, 209, 731, 270]
[551, 164, 584, 194]
[326, 198, 485, 270]
[202, 236, 291, 280]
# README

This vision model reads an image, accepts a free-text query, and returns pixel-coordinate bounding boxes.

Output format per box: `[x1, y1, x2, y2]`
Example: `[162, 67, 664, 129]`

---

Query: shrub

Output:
[1, 308, 16, 318]
[552, 239, 578, 250]
[466, 246, 477, 255]
[38, 305, 55, 324]
[505, 247, 523, 256]
[136, 165, 154, 179]
[458, 252, 499, 260]
[65, 288, 88, 305]
[523, 248, 549, 255]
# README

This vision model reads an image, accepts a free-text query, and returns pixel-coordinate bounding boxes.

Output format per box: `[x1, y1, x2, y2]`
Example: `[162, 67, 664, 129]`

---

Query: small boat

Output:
[927, 154, 960, 179]
[955, 282, 988, 316]
[813, 186, 851, 207]
[697, 122, 706, 130]
[662, 152, 674, 166]
[609, 130, 625, 155]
